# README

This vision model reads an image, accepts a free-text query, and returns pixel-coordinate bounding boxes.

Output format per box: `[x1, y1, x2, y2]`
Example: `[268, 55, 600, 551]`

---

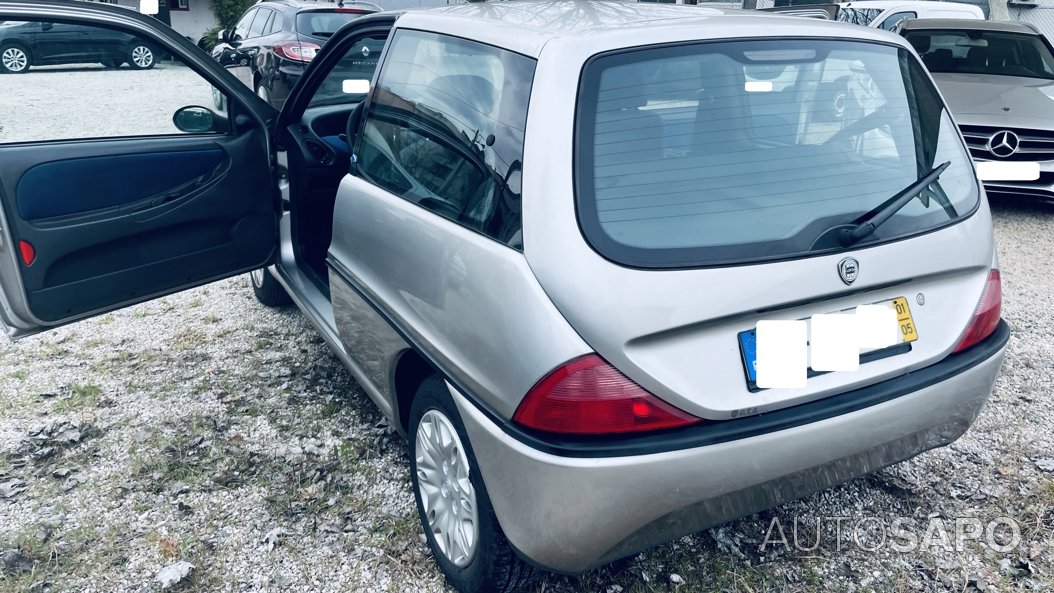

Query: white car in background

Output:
[764, 0, 985, 30]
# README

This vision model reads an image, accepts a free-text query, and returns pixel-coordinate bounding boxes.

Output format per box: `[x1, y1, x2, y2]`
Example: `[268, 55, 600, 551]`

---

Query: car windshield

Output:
[296, 10, 367, 37]
[904, 29, 1054, 80]
[575, 39, 978, 268]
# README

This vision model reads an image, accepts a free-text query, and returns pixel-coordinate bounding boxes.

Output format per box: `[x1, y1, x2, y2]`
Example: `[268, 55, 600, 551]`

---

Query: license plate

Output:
[738, 297, 918, 387]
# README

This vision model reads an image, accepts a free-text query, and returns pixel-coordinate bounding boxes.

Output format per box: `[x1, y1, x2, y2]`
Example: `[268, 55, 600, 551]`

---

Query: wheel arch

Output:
[390, 348, 439, 435]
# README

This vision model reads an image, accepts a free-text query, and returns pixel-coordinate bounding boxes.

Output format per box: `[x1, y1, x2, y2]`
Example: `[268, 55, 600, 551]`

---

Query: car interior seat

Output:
[692, 59, 752, 154]
[923, 48, 955, 71]
[965, 46, 988, 69]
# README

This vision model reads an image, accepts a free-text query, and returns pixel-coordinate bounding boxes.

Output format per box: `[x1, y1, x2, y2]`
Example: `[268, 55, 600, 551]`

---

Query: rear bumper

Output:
[453, 321, 1009, 574]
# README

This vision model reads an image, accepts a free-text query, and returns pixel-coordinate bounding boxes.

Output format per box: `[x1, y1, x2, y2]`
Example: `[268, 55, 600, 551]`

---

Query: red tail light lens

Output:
[953, 270, 1002, 353]
[275, 41, 320, 62]
[513, 354, 702, 435]
[335, 7, 370, 13]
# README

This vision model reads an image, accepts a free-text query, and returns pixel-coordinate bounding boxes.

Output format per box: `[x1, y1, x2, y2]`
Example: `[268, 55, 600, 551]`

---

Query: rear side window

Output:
[355, 30, 536, 249]
[247, 8, 270, 39]
[576, 39, 978, 268]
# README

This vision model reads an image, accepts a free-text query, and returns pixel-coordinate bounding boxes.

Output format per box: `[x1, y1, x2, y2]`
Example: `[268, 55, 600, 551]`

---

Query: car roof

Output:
[397, 0, 911, 58]
[897, 17, 1039, 34]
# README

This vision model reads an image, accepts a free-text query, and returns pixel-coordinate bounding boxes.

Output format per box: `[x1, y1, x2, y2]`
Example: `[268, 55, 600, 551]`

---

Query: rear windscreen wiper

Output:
[840, 161, 951, 247]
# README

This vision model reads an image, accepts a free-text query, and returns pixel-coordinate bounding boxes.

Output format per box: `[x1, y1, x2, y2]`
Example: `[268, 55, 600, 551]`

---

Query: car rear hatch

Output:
[523, 36, 998, 425]
[292, 6, 375, 59]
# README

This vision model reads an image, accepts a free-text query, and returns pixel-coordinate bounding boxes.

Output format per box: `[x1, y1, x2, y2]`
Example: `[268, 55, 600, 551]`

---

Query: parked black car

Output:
[0, 19, 156, 73]
[211, 0, 380, 109]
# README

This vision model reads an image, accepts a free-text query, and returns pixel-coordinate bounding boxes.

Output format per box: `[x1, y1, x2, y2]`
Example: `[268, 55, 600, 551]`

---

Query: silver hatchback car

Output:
[0, 2, 1007, 592]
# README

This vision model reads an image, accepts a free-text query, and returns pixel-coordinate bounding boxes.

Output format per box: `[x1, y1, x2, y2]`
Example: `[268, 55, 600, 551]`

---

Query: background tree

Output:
[199, 0, 255, 50]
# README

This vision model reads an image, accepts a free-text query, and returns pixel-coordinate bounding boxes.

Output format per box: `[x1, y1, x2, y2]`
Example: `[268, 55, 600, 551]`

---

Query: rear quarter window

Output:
[355, 30, 536, 248]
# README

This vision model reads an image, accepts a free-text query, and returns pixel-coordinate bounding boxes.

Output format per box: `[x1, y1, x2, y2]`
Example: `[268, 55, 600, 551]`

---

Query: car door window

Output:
[879, 11, 916, 31]
[308, 33, 388, 108]
[355, 30, 536, 248]
[248, 8, 271, 39]
[233, 8, 255, 41]
[0, 19, 228, 143]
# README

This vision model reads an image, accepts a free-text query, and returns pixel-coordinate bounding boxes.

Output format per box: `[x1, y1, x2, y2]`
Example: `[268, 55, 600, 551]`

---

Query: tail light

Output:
[274, 41, 320, 62]
[953, 269, 1002, 353]
[335, 7, 371, 13]
[513, 354, 702, 435]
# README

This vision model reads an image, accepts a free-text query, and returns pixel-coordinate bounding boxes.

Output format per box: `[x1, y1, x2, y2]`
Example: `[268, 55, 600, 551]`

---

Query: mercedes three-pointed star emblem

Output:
[987, 130, 1020, 158]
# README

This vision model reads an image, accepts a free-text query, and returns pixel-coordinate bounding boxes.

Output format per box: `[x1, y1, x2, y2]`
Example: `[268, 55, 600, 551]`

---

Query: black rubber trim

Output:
[327, 259, 1009, 459]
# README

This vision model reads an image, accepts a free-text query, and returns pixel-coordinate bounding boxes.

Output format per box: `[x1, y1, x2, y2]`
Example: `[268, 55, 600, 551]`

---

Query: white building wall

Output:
[169, 0, 217, 42]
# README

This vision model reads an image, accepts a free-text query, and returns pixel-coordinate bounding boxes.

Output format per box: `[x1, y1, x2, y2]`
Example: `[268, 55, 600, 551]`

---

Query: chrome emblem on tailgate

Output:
[838, 257, 859, 285]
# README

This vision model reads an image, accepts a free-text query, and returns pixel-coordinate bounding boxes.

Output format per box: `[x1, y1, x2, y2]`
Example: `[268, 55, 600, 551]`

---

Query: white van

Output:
[763, 1, 985, 30]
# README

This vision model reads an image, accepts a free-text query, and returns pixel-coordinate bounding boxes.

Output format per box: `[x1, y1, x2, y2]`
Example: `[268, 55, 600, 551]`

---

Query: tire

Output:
[409, 376, 537, 593]
[0, 44, 30, 74]
[127, 43, 155, 70]
[250, 268, 292, 307]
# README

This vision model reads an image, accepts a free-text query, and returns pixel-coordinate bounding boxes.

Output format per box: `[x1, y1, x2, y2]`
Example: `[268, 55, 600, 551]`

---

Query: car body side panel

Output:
[326, 174, 592, 419]
[328, 262, 409, 420]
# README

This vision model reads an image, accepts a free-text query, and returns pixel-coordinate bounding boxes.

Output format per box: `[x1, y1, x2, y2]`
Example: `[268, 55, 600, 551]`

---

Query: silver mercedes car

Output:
[0, 2, 1008, 592]
[899, 18, 1054, 199]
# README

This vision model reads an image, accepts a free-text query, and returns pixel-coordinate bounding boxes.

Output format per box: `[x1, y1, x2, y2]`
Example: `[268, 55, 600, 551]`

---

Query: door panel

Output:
[0, 2, 278, 338]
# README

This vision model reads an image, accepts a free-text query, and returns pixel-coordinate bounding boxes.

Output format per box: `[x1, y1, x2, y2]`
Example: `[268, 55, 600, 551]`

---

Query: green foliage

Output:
[210, 0, 255, 30]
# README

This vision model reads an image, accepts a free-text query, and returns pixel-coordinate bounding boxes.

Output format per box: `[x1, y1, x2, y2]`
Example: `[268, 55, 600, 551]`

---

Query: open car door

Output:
[0, 1, 279, 339]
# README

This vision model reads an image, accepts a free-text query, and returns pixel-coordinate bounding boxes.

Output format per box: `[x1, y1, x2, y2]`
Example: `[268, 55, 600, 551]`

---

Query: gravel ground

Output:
[0, 198, 1050, 593]
[0, 67, 1052, 593]
[0, 64, 219, 144]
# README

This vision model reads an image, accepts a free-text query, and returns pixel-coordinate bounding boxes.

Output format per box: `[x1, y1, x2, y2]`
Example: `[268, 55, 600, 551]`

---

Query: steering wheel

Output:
[822, 105, 905, 147]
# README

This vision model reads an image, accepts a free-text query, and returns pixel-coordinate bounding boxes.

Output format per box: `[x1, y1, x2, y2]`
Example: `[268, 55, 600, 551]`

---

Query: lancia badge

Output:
[838, 257, 859, 285]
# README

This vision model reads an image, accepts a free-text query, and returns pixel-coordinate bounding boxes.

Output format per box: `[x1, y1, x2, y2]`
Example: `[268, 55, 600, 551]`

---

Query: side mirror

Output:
[173, 106, 217, 133]
[41, 22, 53, 31]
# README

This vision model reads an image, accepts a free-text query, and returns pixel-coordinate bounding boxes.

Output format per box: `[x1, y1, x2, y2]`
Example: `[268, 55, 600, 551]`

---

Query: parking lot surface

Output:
[0, 65, 1052, 593]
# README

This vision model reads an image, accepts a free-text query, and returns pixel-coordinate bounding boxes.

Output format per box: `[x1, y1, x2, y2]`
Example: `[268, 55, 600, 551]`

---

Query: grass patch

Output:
[8, 369, 28, 380]
[53, 383, 103, 413]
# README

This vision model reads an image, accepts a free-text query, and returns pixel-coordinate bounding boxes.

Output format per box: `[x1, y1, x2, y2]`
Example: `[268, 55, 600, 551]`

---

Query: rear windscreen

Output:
[575, 39, 978, 268]
[296, 10, 366, 37]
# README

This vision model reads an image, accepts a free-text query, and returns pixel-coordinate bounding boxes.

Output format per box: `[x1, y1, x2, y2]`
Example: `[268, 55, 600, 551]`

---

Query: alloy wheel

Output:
[131, 46, 153, 68]
[2, 47, 28, 72]
[415, 409, 479, 567]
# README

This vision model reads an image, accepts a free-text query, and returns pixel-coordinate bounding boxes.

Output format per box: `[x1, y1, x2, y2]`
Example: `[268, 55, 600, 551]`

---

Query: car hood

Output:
[932, 72, 1054, 129]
